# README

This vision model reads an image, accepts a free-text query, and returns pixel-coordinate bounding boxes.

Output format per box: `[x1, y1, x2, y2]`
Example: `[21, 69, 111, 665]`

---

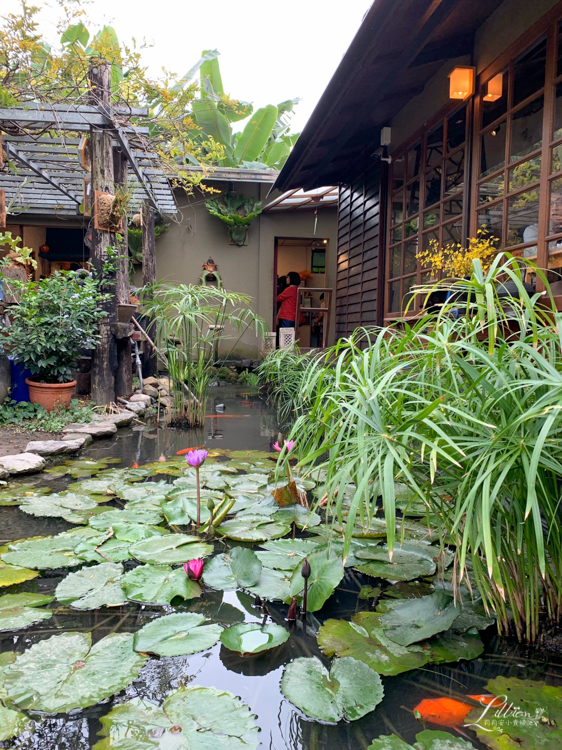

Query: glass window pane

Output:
[510, 96, 543, 162]
[478, 205, 503, 245]
[445, 151, 465, 196]
[423, 229, 439, 251]
[552, 144, 562, 175]
[447, 106, 466, 151]
[549, 177, 562, 240]
[479, 174, 504, 205]
[391, 195, 404, 226]
[388, 280, 401, 313]
[507, 191, 540, 247]
[442, 221, 462, 247]
[407, 144, 421, 179]
[553, 83, 562, 141]
[482, 70, 508, 128]
[426, 123, 444, 168]
[423, 210, 438, 229]
[508, 156, 541, 192]
[404, 239, 418, 275]
[425, 168, 442, 207]
[513, 37, 546, 107]
[405, 216, 419, 238]
[403, 276, 416, 311]
[480, 125, 506, 177]
[557, 20, 562, 78]
[405, 181, 420, 217]
[389, 245, 402, 278]
[391, 225, 403, 243]
[443, 196, 464, 218]
[392, 155, 405, 191]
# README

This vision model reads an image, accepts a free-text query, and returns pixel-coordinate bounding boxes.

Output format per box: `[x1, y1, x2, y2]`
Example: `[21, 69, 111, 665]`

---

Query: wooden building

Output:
[275, 0, 562, 334]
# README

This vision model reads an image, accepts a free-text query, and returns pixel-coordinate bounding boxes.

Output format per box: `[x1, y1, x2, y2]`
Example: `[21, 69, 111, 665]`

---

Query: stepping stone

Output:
[130, 393, 152, 405]
[63, 433, 93, 446]
[61, 422, 118, 438]
[25, 439, 85, 456]
[105, 410, 136, 428]
[0, 453, 46, 475]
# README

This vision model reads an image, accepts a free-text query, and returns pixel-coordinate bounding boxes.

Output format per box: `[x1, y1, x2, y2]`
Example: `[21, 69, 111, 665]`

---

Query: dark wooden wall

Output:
[335, 161, 383, 339]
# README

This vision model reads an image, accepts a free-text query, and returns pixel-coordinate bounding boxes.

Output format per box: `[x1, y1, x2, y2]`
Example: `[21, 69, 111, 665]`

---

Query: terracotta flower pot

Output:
[25, 378, 76, 412]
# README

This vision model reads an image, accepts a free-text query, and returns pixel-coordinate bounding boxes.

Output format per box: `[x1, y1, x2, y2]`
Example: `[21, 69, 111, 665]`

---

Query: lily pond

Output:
[1, 387, 562, 749]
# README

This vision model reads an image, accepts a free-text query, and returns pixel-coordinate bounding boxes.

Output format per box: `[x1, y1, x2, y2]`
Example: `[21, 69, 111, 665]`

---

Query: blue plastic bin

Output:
[9, 358, 33, 403]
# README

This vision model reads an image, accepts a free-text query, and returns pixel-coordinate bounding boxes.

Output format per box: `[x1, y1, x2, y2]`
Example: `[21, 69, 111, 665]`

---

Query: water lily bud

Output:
[287, 597, 298, 621]
[183, 558, 204, 581]
[207, 497, 215, 512]
[301, 558, 311, 580]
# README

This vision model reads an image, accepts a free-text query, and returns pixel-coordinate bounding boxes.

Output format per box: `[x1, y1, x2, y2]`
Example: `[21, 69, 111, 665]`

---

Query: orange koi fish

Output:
[414, 695, 506, 728]
[176, 444, 206, 455]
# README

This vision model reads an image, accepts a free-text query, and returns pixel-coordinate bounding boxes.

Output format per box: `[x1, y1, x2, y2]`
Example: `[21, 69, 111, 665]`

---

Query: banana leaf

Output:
[234, 105, 278, 163]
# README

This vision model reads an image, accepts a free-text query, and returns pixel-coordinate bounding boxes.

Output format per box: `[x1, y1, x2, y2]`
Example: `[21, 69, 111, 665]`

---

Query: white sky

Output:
[2, 0, 372, 132]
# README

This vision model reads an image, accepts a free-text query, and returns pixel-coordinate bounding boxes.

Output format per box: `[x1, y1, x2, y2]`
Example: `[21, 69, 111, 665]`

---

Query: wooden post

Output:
[115, 150, 133, 397]
[141, 201, 157, 377]
[88, 59, 117, 406]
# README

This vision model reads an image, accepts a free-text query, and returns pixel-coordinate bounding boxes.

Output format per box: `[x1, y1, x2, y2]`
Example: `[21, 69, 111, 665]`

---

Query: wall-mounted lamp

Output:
[484, 73, 503, 102]
[448, 66, 475, 100]
[380, 126, 392, 163]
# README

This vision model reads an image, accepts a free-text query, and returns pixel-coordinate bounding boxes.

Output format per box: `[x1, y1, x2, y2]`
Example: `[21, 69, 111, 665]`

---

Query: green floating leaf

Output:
[318, 612, 431, 676]
[0, 704, 30, 742]
[0, 592, 53, 632]
[161, 494, 211, 524]
[247, 567, 292, 601]
[281, 656, 384, 723]
[217, 514, 291, 542]
[2, 528, 100, 569]
[466, 677, 562, 750]
[256, 538, 321, 570]
[122, 564, 202, 604]
[93, 685, 259, 749]
[226, 449, 275, 461]
[289, 549, 344, 613]
[114, 482, 168, 501]
[0, 562, 38, 588]
[4, 632, 146, 713]
[56, 562, 126, 609]
[129, 534, 213, 565]
[89, 508, 164, 530]
[134, 612, 222, 656]
[274, 505, 321, 529]
[203, 547, 262, 590]
[18, 492, 101, 522]
[221, 622, 289, 655]
[368, 730, 476, 749]
[428, 630, 484, 664]
[376, 591, 461, 646]
[354, 541, 437, 581]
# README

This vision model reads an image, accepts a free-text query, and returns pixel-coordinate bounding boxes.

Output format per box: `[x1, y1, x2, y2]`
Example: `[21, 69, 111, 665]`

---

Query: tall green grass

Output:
[261, 255, 562, 641]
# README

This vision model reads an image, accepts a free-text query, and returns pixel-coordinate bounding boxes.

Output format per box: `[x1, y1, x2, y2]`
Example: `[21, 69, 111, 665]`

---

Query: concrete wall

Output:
[146, 181, 338, 358]
[389, 0, 560, 151]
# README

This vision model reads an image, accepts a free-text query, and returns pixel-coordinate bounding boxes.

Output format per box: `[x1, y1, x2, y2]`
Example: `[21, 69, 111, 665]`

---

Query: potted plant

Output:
[1, 271, 107, 411]
[205, 192, 263, 246]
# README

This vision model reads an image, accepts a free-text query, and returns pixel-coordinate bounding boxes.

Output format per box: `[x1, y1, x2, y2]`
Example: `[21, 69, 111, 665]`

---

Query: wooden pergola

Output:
[0, 61, 177, 404]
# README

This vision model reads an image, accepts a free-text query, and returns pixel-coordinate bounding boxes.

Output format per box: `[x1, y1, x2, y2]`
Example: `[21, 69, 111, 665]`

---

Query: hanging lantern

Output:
[448, 67, 475, 100]
[483, 73, 503, 102]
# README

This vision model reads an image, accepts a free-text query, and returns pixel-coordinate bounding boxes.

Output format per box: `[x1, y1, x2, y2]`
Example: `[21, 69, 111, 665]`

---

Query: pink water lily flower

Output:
[185, 449, 208, 468]
[273, 440, 295, 453]
[184, 559, 204, 581]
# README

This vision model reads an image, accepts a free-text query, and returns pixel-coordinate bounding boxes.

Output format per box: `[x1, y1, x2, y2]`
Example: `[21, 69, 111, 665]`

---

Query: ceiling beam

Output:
[410, 33, 474, 67]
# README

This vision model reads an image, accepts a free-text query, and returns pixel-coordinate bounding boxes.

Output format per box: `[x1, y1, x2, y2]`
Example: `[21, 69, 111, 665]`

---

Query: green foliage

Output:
[205, 192, 263, 245]
[2, 272, 108, 383]
[127, 223, 169, 265]
[0, 398, 95, 433]
[139, 283, 266, 425]
[265, 254, 562, 642]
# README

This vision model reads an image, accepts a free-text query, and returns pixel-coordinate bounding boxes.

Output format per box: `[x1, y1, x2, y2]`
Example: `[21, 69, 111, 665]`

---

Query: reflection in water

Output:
[1, 387, 562, 749]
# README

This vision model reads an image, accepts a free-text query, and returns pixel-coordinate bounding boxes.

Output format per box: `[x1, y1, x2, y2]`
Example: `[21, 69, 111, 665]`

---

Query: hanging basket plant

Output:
[205, 192, 263, 246]
[94, 187, 130, 232]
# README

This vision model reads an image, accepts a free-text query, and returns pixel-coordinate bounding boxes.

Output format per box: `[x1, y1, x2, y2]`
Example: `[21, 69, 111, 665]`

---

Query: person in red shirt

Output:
[277, 271, 301, 327]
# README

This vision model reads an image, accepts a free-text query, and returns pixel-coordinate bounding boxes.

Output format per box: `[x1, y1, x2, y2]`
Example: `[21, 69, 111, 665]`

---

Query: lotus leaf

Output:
[0, 592, 53, 631]
[56, 563, 126, 609]
[256, 538, 321, 570]
[1, 528, 100, 569]
[0, 562, 38, 588]
[220, 622, 289, 655]
[203, 547, 262, 590]
[217, 514, 291, 542]
[129, 534, 212, 565]
[3, 631, 146, 713]
[93, 685, 259, 749]
[318, 612, 431, 676]
[134, 612, 222, 656]
[247, 566, 293, 601]
[354, 541, 438, 581]
[122, 564, 202, 604]
[465, 677, 562, 749]
[88, 508, 164, 530]
[289, 549, 344, 613]
[377, 591, 461, 646]
[368, 730, 476, 749]
[281, 656, 384, 723]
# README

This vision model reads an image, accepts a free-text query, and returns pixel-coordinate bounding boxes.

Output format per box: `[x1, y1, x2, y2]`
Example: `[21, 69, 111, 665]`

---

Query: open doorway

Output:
[274, 236, 328, 348]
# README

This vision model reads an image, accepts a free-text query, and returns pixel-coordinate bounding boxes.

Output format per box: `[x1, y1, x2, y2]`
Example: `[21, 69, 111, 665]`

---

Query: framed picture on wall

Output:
[311, 248, 326, 274]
